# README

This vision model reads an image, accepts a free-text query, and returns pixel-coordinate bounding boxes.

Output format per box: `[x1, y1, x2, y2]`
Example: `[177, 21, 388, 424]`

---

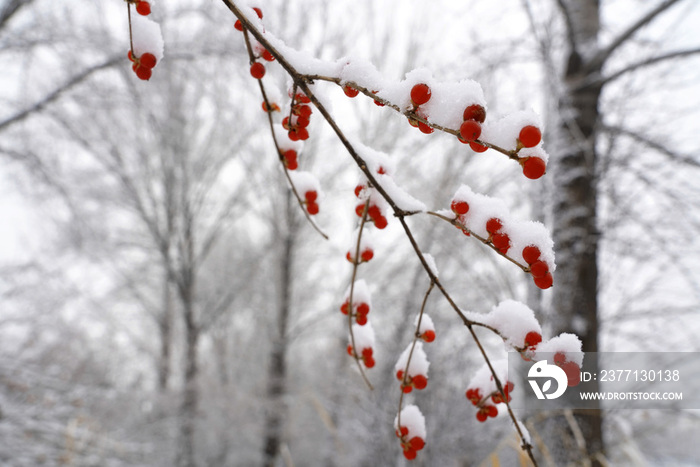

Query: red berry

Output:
[361, 347, 373, 359]
[534, 272, 553, 289]
[459, 120, 481, 142]
[399, 426, 409, 437]
[361, 249, 374, 262]
[407, 117, 419, 128]
[486, 218, 503, 235]
[135, 1, 151, 16]
[305, 192, 318, 207]
[561, 361, 581, 386]
[476, 411, 488, 423]
[422, 329, 435, 343]
[410, 83, 431, 106]
[469, 141, 488, 153]
[253, 7, 263, 19]
[491, 233, 510, 253]
[354, 184, 365, 198]
[403, 448, 417, 460]
[340, 301, 349, 315]
[347, 345, 353, 356]
[373, 215, 388, 230]
[261, 49, 275, 62]
[519, 125, 541, 148]
[356, 303, 370, 315]
[355, 313, 367, 325]
[288, 129, 299, 141]
[367, 205, 382, 220]
[412, 374, 428, 390]
[296, 116, 310, 128]
[346, 252, 353, 262]
[522, 245, 541, 265]
[463, 104, 486, 123]
[306, 202, 319, 215]
[396, 370, 404, 381]
[296, 127, 309, 141]
[524, 331, 542, 347]
[487, 405, 498, 418]
[522, 157, 546, 179]
[283, 150, 297, 170]
[364, 356, 375, 368]
[530, 260, 549, 278]
[409, 437, 425, 451]
[373, 99, 385, 107]
[450, 200, 469, 215]
[402, 385, 413, 394]
[355, 203, 366, 217]
[297, 105, 312, 118]
[234, 20, 243, 31]
[250, 62, 266, 79]
[343, 85, 359, 98]
[134, 65, 152, 81]
[127, 50, 135, 62]
[417, 121, 434, 134]
[140, 53, 157, 69]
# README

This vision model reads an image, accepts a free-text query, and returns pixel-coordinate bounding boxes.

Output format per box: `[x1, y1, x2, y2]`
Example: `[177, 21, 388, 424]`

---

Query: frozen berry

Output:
[373, 215, 388, 229]
[530, 260, 549, 278]
[522, 157, 546, 179]
[469, 141, 488, 153]
[134, 65, 152, 81]
[519, 125, 541, 148]
[283, 150, 297, 170]
[459, 120, 481, 142]
[140, 53, 156, 69]
[234, 20, 243, 31]
[361, 249, 374, 262]
[355, 314, 367, 325]
[522, 245, 541, 265]
[306, 202, 319, 215]
[524, 331, 542, 347]
[476, 410, 488, 423]
[450, 200, 469, 215]
[340, 301, 349, 315]
[364, 356, 375, 368]
[250, 62, 266, 79]
[135, 1, 151, 16]
[417, 121, 434, 134]
[403, 448, 417, 460]
[422, 329, 435, 343]
[356, 303, 370, 315]
[343, 85, 359, 98]
[409, 437, 425, 451]
[261, 49, 275, 62]
[305, 190, 318, 204]
[410, 83, 431, 106]
[412, 374, 428, 390]
[396, 369, 404, 381]
[491, 233, 510, 254]
[252, 7, 263, 19]
[463, 104, 486, 123]
[486, 218, 503, 235]
[534, 272, 553, 289]
[402, 385, 413, 394]
[347, 345, 353, 356]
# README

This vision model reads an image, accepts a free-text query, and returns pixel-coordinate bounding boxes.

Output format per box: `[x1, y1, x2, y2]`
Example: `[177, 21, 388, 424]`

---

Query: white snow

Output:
[480, 110, 542, 151]
[535, 333, 584, 366]
[395, 404, 427, 440]
[423, 253, 439, 278]
[351, 321, 375, 352]
[394, 342, 430, 377]
[131, 15, 164, 62]
[466, 359, 509, 397]
[288, 171, 321, 198]
[415, 313, 435, 334]
[468, 300, 541, 349]
[343, 279, 372, 309]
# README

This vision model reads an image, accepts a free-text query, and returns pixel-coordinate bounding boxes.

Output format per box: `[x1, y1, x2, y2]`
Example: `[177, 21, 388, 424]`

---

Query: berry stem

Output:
[240, 29, 328, 240]
[396, 281, 434, 431]
[346, 199, 374, 390]
[127, 1, 135, 57]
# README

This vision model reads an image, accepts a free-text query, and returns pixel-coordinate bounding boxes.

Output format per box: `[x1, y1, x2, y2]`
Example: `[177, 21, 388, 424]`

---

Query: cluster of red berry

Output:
[396, 369, 428, 393]
[395, 425, 425, 460]
[283, 92, 312, 141]
[554, 352, 581, 387]
[517, 126, 546, 179]
[522, 244, 553, 289]
[127, 50, 157, 81]
[449, 197, 554, 289]
[465, 379, 515, 422]
[346, 343, 375, 368]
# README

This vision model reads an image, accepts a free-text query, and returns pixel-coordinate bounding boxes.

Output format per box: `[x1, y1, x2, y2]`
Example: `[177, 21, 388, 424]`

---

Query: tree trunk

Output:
[176, 280, 200, 467]
[549, 0, 604, 462]
[158, 270, 173, 391]
[261, 192, 295, 467]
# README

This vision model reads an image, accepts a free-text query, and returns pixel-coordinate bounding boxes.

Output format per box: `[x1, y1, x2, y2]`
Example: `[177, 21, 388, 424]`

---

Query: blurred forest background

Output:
[1, 0, 699, 465]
